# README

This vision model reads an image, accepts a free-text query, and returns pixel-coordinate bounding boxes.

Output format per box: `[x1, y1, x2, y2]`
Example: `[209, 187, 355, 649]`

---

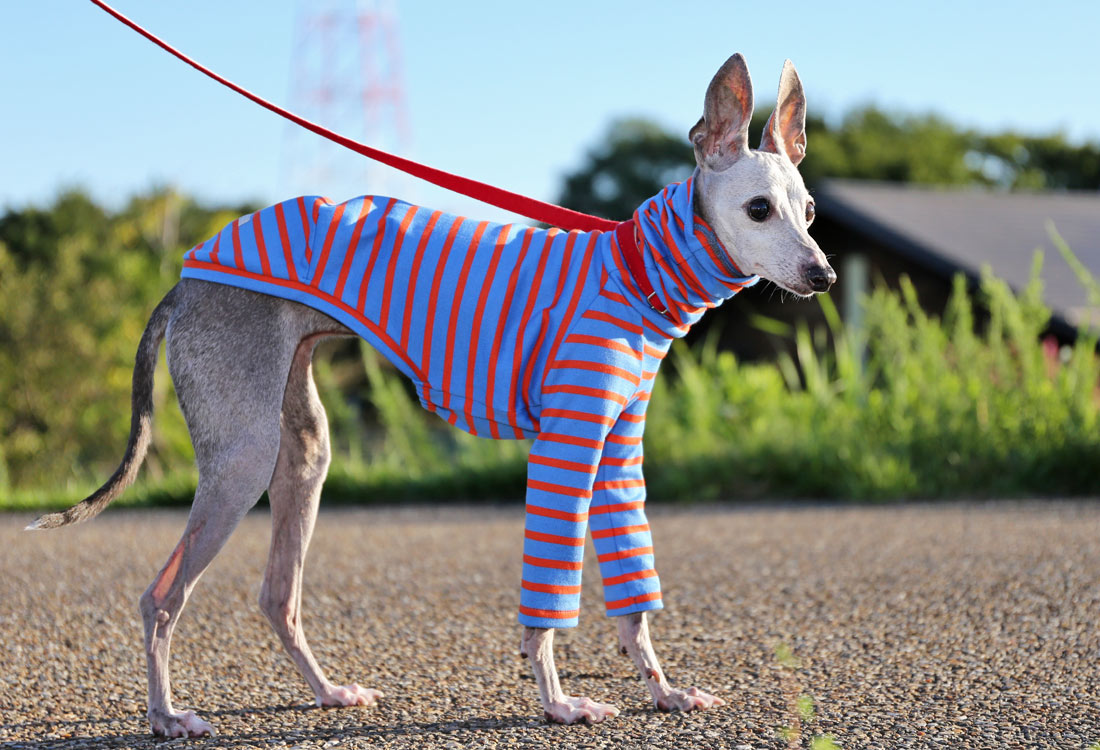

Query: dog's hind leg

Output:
[141, 443, 278, 737]
[139, 283, 294, 737]
[259, 334, 383, 709]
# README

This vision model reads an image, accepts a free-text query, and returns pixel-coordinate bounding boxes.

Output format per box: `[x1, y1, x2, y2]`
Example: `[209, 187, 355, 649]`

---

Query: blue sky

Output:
[3, 1, 1098, 222]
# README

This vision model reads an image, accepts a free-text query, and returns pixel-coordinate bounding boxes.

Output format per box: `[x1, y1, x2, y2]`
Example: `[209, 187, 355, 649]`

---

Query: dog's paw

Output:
[543, 696, 620, 724]
[148, 708, 214, 738]
[655, 685, 725, 712]
[316, 682, 384, 708]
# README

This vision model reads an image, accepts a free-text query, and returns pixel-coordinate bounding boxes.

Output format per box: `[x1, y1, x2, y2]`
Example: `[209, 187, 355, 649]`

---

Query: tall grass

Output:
[646, 262, 1098, 500]
[318, 248, 1099, 502]
[7, 247, 1099, 510]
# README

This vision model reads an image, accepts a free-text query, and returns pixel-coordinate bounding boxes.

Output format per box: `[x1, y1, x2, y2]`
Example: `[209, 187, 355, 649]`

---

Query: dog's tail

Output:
[26, 287, 179, 531]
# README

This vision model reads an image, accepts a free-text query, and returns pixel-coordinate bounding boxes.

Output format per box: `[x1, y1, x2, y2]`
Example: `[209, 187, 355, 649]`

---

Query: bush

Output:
[3, 189, 1097, 508]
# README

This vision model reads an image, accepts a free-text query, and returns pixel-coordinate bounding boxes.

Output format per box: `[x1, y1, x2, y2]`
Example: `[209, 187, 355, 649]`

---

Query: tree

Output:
[554, 107, 1100, 217]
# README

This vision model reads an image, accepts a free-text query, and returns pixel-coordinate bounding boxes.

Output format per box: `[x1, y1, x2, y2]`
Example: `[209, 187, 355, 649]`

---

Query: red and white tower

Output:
[280, 0, 412, 201]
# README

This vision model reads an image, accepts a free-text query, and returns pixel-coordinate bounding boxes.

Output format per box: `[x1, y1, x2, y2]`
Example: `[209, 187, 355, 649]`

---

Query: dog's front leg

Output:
[521, 627, 620, 724]
[617, 612, 725, 712]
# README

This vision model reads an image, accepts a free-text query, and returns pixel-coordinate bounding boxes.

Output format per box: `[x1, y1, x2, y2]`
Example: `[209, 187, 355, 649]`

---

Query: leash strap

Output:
[615, 220, 674, 321]
[87, 0, 619, 233]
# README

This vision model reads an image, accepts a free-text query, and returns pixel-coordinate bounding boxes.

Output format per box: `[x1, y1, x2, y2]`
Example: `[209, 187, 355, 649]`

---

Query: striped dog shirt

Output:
[181, 177, 758, 628]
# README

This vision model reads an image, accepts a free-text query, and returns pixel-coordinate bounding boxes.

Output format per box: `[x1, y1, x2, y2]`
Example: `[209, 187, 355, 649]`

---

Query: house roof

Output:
[814, 179, 1100, 331]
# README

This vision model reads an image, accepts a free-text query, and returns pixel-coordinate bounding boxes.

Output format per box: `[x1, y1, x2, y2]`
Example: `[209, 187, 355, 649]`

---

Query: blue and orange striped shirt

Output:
[182, 177, 758, 627]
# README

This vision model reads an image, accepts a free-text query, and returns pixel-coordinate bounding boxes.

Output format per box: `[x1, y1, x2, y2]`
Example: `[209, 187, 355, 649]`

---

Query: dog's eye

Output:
[805, 202, 815, 223]
[746, 197, 770, 222]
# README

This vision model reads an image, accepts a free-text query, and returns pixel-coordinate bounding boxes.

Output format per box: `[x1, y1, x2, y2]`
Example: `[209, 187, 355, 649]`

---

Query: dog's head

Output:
[691, 54, 834, 296]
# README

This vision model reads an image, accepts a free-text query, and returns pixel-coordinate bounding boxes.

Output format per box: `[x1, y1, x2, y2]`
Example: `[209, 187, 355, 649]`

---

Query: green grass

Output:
[7, 243, 1100, 512]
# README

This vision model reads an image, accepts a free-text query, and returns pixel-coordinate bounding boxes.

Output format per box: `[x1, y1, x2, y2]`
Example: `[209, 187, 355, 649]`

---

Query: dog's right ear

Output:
[690, 53, 754, 172]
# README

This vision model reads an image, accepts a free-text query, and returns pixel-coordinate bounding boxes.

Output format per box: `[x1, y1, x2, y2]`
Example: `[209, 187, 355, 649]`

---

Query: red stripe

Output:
[333, 198, 374, 301]
[519, 605, 579, 619]
[694, 226, 745, 289]
[593, 479, 645, 491]
[487, 227, 537, 438]
[274, 202, 298, 282]
[400, 210, 443, 353]
[522, 581, 583, 595]
[522, 231, 580, 418]
[643, 315, 682, 338]
[549, 360, 640, 387]
[526, 503, 588, 523]
[602, 568, 658, 587]
[541, 408, 615, 427]
[441, 221, 491, 422]
[528, 454, 598, 474]
[420, 217, 465, 407]
[618, 412, 646, 424]
[605, 591, 662, 610]
[643, 343, 667, 359]
[607, 434, 643, 446]
[467, 224, 513, 438]
[231, 218, 244, 269]
[511, 229, 559, 425]
[311, 202, 347, 286]
[542, 384, 628, 406]
[656, 201, 710, 303]
[523, 554, 583, 571]
[539, 432, 604, 450]
[183, 259, 426, 382]
[527, 479, 592, 500]
[590, 500, 645, 515]
[357, 198, 399, 313]
[539, 232, 599, 394]
[250, 213, 272, 277]
[209, 232, 222, 265]
[297, 197, 313, 264]
[379, 205, 419, 331]
[566, 334, 643, 361]
[609, 223, 646, 308]
[600, 455, 644, 467]
[597, 545, 653, 563]
[599, 288, 631, 306]
[582, 309, 643, 335]
[525, 529, 585, 547]
[591, 523, 650, 540]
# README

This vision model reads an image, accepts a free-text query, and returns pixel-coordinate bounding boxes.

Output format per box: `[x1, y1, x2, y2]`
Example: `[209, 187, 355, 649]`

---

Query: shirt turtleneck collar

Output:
[612, 177, 759, 338]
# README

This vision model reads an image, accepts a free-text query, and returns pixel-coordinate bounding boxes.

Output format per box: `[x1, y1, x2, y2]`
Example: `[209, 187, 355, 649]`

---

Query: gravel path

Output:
[2, 501, 1099, 749]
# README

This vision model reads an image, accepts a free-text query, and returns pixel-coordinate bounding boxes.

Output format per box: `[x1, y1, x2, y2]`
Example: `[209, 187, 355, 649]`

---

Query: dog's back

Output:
[183, 195, 613, 438]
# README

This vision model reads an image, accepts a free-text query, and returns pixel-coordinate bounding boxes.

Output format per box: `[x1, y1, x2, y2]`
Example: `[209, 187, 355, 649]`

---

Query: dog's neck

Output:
[618, 177, 759, 336]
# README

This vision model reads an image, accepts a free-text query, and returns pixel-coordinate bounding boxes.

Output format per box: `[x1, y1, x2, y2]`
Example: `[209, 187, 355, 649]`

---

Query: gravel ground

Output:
[2, 501, 1099, 750]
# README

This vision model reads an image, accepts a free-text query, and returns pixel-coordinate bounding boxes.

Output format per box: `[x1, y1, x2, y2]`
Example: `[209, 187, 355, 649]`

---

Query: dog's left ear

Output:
[759, 60, 807, 166]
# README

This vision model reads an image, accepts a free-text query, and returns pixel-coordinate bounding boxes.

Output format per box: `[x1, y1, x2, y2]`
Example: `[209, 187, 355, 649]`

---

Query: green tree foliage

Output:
[556, 107, 1100, 216]
[3, 104, 1099, 505]
[0, 188, 255, 493]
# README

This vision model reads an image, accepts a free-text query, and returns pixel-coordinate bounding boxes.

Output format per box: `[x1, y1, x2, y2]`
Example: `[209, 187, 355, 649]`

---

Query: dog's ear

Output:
[759, 60, 807, 166]
[690, 53, 754, 172]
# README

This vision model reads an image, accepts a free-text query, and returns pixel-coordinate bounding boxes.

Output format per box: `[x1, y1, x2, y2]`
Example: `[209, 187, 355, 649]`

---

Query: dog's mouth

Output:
[770, 279, 816, 298]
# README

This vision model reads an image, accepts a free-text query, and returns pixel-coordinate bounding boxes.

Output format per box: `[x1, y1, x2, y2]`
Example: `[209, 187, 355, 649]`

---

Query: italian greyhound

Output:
[28, 53, 833, 738]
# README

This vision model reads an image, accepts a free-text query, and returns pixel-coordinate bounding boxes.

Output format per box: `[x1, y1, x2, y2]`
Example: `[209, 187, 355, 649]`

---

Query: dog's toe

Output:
[149, 709, 214, 738]
[544, 696, 620, 724]
[317, 682, 384, 708]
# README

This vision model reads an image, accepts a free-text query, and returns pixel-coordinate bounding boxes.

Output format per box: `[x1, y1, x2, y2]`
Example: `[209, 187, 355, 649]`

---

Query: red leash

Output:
[86, 0, 617, 233]
[87, 0, 677, 321]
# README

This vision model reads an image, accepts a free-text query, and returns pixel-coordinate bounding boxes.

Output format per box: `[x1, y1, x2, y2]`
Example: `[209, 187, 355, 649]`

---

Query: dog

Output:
[28, 53, 833, 737]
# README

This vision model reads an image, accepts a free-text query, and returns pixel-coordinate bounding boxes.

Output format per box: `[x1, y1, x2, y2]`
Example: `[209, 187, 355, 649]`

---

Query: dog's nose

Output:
[806, 264, 836, 293]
